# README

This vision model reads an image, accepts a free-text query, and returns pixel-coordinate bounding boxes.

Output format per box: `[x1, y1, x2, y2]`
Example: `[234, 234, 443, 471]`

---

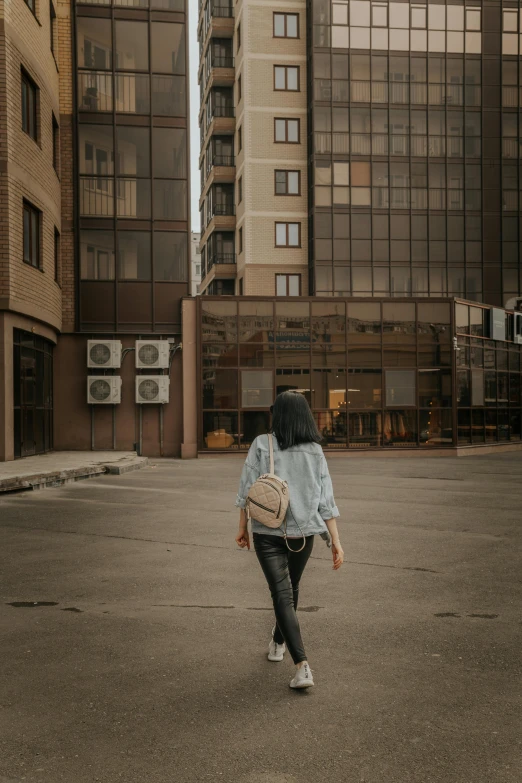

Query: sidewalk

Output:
[0, 451, 149, 493]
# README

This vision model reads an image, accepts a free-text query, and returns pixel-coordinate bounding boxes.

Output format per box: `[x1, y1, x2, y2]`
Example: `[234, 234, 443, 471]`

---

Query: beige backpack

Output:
[246, 435, 305, 552]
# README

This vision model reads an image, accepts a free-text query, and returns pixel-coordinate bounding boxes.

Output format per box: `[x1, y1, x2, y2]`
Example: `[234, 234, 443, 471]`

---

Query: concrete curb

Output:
[0, 457, 149, 493]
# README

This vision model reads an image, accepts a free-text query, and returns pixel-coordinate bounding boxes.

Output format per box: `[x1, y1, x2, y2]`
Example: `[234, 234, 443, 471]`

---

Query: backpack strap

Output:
[268, 433, 275, 474]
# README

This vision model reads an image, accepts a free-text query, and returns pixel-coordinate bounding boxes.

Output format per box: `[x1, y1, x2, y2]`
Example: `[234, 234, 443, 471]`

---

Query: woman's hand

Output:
[331, 539, 344, 570]
[235, 528, 250, 550]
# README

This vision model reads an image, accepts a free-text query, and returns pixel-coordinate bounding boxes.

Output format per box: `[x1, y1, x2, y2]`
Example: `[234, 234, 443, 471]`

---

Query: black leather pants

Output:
[253, 532, 314, 664]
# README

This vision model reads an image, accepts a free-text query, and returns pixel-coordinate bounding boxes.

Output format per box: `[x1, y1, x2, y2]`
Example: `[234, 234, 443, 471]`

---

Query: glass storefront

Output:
[198, 297, 522, 451]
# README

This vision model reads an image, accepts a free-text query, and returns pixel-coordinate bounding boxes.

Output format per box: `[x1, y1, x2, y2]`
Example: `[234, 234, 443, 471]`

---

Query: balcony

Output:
[199, 1, 234, 51]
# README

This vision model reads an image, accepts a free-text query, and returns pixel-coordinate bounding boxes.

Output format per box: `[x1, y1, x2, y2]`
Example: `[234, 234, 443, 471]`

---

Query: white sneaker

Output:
[289, 662, 314, 689]
[268, 626, 285, 662]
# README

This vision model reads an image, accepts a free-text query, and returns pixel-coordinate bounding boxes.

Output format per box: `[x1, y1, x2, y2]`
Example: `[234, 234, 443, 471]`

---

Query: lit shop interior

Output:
[198, 298, 522, 451]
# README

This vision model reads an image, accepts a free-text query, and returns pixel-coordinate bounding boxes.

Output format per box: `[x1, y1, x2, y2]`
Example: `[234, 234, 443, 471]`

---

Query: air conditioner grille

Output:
[90, 379, 112, 402]
[90, 343, 111, 366]
[138, 379, 159, 401]
[138, 344, 160, 366]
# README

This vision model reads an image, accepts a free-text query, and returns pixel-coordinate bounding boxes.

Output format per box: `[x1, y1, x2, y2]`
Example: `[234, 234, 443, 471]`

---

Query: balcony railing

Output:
[78, 72, 112, 112]
[212, 154, 235, 167]
[80, 177, 114, 216]
[211, 2, 234, 18]
[211, 252, 236, 264]
[210, 204, 235, 218]
[211, 54, 234, 68]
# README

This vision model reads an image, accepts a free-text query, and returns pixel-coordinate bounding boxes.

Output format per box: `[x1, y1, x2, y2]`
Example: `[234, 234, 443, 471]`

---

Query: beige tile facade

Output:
[199, 0, 308, 297]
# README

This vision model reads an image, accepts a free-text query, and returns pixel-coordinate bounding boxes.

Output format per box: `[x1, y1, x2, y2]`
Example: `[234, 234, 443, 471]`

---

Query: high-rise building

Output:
[0, 0, 191, 461]
[308, 0, 521, 308]
[198, 0, 309, 296]
[197, 0, 522, 310]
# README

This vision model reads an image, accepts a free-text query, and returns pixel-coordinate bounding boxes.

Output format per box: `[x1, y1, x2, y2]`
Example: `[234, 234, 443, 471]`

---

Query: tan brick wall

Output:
[0, 0, 63, 331]
[243, 264, 309, 297]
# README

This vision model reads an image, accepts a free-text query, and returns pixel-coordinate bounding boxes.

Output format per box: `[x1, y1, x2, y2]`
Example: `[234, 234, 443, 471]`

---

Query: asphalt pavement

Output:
[1, 453, 521, 783]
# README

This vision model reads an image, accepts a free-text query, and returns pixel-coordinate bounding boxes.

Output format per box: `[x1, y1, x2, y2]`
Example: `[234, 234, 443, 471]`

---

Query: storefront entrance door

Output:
[13, 330, 54, 458]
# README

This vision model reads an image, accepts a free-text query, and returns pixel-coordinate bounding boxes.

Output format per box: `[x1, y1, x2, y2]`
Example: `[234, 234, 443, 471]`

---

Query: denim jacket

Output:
[235, 435, 340, 538]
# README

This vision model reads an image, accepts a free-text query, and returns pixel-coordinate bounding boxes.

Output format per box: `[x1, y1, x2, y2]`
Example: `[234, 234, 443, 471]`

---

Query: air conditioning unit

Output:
[135, 340, 170, 369]
[87, 376, 122, 404]
[87, 340, 122, 369]
[136, 376, 170, 404]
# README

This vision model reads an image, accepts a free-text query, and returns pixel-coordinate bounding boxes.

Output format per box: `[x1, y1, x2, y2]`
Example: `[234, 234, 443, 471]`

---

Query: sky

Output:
[188, 4, 201, 233]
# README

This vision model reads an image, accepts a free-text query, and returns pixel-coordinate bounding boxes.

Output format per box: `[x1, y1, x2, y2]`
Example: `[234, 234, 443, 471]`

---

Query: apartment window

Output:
[274, 65, 299, 91]
[23, 0, 36, 16]
[276, 274, 301, 296]
[238, 125, 242, 153]
[275, 170, 300, 195]
[50, 0, 57, 57]
[237, 23, 241, 52]
[52, 114, 59, 173]
[23, 201, 41, 269]
[21, 70, 37, 141]
[274, 118, 300, 143]
[372, 3, 388, 27]
[274, 12, 299, 39]
[238, 74, 242, 102]
[275, 222, 301, 247]
[503, 10, 518, 32]
[411, 5, 427, 29]
[465, 8, 481, 31]
[239, 226, 243, 254]
[239, 278, 244, 295]
[54, 228, 60, 283]
[238, 175, 243, 204]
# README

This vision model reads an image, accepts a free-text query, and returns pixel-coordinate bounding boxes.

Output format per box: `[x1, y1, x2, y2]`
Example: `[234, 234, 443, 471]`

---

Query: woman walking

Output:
[235, 391, 344, 689]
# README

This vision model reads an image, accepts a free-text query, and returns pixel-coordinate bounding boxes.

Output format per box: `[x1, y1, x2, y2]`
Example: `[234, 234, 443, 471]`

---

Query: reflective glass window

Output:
[115, 21, 148, 71]
[151, 23, 185, 75]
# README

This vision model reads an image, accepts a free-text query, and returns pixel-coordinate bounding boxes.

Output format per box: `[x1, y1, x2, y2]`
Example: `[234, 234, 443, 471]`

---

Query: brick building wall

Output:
[0, 0, 62, 330]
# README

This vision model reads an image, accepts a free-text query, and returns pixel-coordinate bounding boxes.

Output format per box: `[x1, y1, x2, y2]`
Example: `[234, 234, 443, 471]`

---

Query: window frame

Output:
[274, 169, 301, 196]
[23, 0, 37, 18]
[276, 273, 302, 296]
[52, 114, 59, 174]
[274, 65, 300, 92]
[50, 0, 57, 58]
[23, 200, 41, 270]
[54, 227, 60, 284]
[410, 4, 427, 30]
[21, 68, 38, 142]
[273, 12, 300, 39]
[274, 117, 301, 144]
[275, 221, 301, 248]
[371, 2, 388, 28]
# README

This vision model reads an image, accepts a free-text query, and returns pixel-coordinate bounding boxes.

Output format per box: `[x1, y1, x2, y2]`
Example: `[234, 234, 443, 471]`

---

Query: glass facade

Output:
[308, 0, 522, 309]
[198, 296, 522, 451]
[75, 0, 190, 331]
